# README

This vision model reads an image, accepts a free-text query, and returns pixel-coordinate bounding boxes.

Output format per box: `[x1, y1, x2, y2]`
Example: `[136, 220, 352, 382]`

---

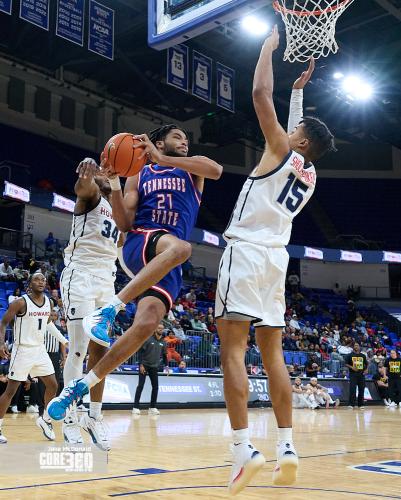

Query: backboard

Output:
[148, 0, 267, 50]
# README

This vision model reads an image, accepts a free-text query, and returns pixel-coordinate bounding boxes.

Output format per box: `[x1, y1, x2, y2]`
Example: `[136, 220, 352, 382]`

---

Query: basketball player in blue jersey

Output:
[47, 125, 222, 420]
[215, 27, 335, 496]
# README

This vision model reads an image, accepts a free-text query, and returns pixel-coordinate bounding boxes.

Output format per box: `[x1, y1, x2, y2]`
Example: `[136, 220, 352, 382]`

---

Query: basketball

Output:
[102, 133, 146, 177]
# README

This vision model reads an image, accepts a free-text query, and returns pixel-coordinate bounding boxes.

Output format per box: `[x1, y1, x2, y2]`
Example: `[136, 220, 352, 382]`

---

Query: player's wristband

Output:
[109, 176, 121, 191]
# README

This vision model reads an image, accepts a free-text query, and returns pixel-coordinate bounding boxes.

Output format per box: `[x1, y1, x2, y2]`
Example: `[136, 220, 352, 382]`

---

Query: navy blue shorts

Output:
[122, 228, 182, 311]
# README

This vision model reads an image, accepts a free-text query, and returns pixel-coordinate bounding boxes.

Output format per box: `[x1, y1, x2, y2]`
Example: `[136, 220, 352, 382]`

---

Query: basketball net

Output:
[273, 0, 356, 63]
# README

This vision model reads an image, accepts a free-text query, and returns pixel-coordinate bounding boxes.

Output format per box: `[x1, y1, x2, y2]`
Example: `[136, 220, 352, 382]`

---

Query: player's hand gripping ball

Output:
[102, 133, 147, 177]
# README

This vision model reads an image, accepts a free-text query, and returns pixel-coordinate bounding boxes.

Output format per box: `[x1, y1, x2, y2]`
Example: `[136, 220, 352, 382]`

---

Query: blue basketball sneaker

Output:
[82, 306, 116, 347]
[47, 379, 89, 421]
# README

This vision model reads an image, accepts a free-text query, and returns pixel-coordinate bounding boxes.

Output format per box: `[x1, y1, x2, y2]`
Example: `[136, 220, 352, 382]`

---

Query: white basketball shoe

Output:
[228, 442, 265, 496]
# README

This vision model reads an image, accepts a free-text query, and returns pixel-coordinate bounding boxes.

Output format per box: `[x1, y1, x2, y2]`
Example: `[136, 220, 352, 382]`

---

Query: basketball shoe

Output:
[81, 413, 110, 451]
[272, 441, 298, 485]
[47, 379, 89, 420]
[63, 408, 84, 444]
[36, 416, 56, 441]
[0, 429, 7, 444]
[148, 408, 160, 416]
[228, 442, 265, 496]
[82, 306, 116, 347]
[132, 408, 141, 415]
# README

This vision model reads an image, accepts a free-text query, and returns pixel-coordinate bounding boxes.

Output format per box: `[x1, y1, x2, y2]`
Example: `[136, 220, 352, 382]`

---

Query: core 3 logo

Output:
[350, 461, 401, 476]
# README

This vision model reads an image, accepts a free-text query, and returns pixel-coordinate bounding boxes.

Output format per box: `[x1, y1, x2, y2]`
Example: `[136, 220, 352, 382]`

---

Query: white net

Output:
[273, 0, 356, 63]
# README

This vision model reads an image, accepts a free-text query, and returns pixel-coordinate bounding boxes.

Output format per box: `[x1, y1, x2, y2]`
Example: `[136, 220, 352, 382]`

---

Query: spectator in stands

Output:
[345, 343, 368, 409]
[292, 378, 318, 409]
[191, 314, 208, 333]
[0, 260, 14, 281]
[26, 256, 39, 275]
[296, 334, 308, 351]
[185, 288, 197, 304]
[45, 232, 57, 253]
[287, 270, 300, 293]
[366, 350, 377, 377]
[373, 364, 389, 406]
[174, 298, 184, 313]
[164, 330, 182, 365]
[180, 314, 192, 332]
[307, 378, 339, 408]
[338, 338, 353, 356]
[49, 289, 59, 308]
[384, 349, 401, 408]
[290, 314, 300, 331]
[54, 298, 65, 323]
[171, 319, 186, 340]
[330, 346, 344, 376]
[12, 262, 29, 286]
[305, 355, 320, 377]
[174, 361, 187, 373]
[8, 287, 22, 304]
[207, 315, 217, 334]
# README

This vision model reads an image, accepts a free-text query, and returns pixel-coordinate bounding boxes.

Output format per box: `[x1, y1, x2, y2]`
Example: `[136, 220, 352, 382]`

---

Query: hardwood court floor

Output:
[0, 407, 400, 499]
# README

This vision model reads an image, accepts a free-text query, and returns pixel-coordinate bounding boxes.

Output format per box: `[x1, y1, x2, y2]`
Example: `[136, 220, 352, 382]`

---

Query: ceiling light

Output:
[342, 75, 373, 101]
[241, 15, 269, 36]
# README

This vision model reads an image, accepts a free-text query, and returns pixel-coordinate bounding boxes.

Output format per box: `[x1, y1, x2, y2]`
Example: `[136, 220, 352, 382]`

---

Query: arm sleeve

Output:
[46, 322, 68, 345]
[287, 89, 304, 134]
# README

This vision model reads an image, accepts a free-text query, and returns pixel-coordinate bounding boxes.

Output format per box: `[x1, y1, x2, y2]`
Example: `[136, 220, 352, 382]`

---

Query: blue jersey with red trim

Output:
[134, 163, 201, 240]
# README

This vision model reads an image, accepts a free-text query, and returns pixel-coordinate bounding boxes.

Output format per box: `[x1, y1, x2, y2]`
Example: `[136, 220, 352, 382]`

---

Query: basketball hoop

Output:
[272, 0, 356, 63]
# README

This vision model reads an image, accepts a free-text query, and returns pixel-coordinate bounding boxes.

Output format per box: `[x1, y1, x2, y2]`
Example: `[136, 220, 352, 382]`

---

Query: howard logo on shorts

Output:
[351, 460, 401, 476]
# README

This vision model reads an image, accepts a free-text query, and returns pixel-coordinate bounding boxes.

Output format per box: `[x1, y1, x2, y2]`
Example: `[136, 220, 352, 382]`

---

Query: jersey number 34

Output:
[277, 173, 308, 213]
[101, 220, 119, 243]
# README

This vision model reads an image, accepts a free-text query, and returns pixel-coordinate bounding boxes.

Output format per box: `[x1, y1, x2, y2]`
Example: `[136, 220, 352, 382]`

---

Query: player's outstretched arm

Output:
[133, 135, 223, 181]
[288, 58, 315, 134]
[0, 298, 25, 358]
[74, 157, 100, 202]
[252, 25, 289, 158]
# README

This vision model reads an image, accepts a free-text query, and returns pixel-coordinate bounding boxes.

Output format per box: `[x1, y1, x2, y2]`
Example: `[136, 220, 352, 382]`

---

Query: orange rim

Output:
[273, 0, 351, 17]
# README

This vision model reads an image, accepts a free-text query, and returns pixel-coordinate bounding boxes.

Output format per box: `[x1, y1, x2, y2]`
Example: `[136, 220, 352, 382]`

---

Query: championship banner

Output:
[88, 0, 114, 60]
[167, 44, 189, 92]
[192, 50, 212, 103]
[216, 62, 235, 112]
[56, 0, 85, 46]
[20, 0, 49, 30]
[0, 0, 12, 15]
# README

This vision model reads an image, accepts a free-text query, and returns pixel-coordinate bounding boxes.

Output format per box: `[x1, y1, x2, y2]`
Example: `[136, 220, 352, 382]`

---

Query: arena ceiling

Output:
[0, 0, 401, 148]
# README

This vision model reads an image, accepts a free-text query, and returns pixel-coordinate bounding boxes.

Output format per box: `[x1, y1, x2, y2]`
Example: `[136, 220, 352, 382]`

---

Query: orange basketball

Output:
[102, 133, 146, 177]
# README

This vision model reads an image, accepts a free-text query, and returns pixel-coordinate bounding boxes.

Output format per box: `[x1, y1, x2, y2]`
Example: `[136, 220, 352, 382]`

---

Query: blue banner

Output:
[88, 0, 114, 60]
[0, 0, 12, 15]
[20, 0, 49, 30]
[167, 44, 189, 92]
[192, 51, 212, 103]
[216, 62, 235, 113]
[56, 0, 85, 46]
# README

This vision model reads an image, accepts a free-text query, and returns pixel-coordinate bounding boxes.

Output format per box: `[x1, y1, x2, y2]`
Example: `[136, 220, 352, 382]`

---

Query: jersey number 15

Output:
[277, 173, 308, 213]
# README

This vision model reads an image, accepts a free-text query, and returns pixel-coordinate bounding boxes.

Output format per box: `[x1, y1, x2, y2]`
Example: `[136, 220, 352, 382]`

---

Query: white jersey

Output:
[224, 151, 316, 247]
[64, 196, 118, 280]
[13, 295, 51, 346]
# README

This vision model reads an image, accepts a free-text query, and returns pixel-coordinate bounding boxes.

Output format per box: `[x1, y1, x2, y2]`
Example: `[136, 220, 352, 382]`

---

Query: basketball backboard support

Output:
[148, 0, 268, 50]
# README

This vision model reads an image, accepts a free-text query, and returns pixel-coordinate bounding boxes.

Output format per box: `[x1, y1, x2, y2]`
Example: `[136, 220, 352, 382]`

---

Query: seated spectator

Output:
[290, 314, 300, 331]
[306, 378, 339, 408]
[373, 364, 389, 406]
[8, 287, 22, 304]
[207, 315, 217, 334]
[0, 260, 14, 281]
[191, 314, 208, 332]
[185, 288, 197, 304]
[171, 319, 186, 340]
[287, 270, 300, 293]
[305, 356, 320, 377]
[50, 289, 59, 307]
[292, 377, 318, 409]
[180, 314, 192, 332]
[174, 299, 184, 313]
[164, 330, 182, 364]
[174, 361, 188, 373]
[12, 262, 29, 286]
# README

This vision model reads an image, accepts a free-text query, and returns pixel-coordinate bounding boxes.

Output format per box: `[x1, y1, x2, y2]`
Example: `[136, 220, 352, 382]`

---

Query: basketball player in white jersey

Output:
[0, 272, 59, 443]
[60, 157, 118, 450]
[215, 26, 335, 495]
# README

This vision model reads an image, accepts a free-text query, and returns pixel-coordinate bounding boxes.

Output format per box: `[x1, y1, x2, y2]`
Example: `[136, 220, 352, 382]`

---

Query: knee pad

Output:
[63, 321, 90, 385]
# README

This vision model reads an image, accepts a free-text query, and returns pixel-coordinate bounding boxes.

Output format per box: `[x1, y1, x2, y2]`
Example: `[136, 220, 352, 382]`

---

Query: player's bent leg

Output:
[217, 318, 265, 496]
[48, 297, 166, 421]
[0, 379, 21, 443]
[256, 327, 298, 486]
[83, 234, 191, 347]
[80, 341, 110, 451]
[36, 374, 58, 441]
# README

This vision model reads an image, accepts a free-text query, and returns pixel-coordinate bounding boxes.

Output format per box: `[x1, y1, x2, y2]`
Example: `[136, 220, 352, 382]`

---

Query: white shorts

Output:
[60, 266, 115, 322]
[215, 241, 288, 328]
[8, 344, 54, 381]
